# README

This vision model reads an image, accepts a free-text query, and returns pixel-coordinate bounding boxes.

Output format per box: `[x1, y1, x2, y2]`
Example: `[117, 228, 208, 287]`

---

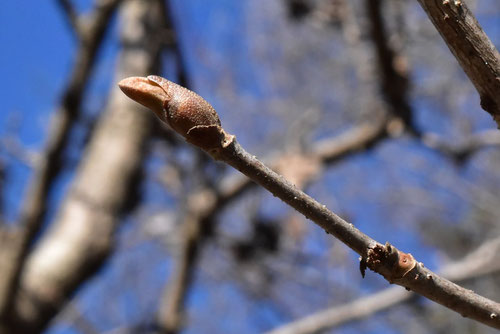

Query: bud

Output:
[119, 76, 227, 150]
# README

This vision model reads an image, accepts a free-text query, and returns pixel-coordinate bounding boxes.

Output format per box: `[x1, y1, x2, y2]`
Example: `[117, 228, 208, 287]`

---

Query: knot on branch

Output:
[361, 242, 416, 282]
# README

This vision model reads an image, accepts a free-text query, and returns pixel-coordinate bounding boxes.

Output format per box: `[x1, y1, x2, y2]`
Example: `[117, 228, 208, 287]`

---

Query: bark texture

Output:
[417, 0, 500, 125]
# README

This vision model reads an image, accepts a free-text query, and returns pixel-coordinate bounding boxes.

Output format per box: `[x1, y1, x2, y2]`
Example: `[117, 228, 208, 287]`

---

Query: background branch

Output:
[366, 0, 418, 135]
[266, 235, 500, 334]
[56, 0, 81, 37]
[118, 76, 500, 329]
[2, 1, 163, 332]
[0, 0, 122, 324]
[416, 0, 500, 125]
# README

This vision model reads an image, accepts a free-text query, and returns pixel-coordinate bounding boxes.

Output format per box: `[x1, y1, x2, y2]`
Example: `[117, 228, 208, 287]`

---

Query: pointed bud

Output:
[118, 76, 167, 119]
[119, 75, 230, 151]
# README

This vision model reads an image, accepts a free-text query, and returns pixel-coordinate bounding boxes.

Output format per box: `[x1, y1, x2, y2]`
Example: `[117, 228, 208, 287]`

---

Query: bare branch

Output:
[119, 76, 500, 329]
[265, 236, 500, 334]
[152, 118, 390, 334]
[55, 0, 81, 37]
[366, 0, 418, 135]
[366, 0, 500, 160]
[422, 129, 500, 162]
[156, 211, 206, 333]
[0, 137, 38, 167]
[416, 0, 500, 126]
[267, 286, 411, 334]
[152, 2, 208, 331]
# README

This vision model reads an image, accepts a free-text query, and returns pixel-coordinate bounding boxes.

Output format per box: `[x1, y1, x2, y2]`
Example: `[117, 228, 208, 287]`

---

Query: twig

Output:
[157, 212, 204, 333]
[206, 118, 388, 218]
[153, 118, 389, 333]
[265, 235, 500, 334]
[366, 0, 418, 135]
[422, 129, 500, 162]
[56, 0, 81, 37]
[118, 75, 500, 329]
[416, 0, 500, 126]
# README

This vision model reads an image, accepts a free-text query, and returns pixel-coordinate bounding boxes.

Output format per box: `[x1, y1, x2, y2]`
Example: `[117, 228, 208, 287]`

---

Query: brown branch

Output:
[422, 129, 500, 162]
[366, 0, 500, 160]
[416, 0, 500, 126]
[366, 0, 418, 135]
[118, 76, 500, 329]
[0, 0, 123, 324]
[212, 117, 389, 217]
[1, 1, 164, 333]
[187, 137, 500, 329]
[265, 235, 500, 334]
[156, 211, 206, 334]
[152, 118, 390, 334]
[56, 0, 81, 37]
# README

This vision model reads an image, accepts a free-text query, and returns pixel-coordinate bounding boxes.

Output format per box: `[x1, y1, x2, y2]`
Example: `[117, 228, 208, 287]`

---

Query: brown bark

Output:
[366, 0, 417, 135]
[417, 0, 500, 126]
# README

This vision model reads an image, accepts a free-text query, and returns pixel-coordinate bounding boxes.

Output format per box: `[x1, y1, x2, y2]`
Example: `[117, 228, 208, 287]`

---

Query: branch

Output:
[422, 129, 500, 162]
[366, 0, 418, 135]
[118, 76, 500, 329]
[152, 117, 389, 333]
[56, 0, 81, 37]
[265, 236, 500, 334]
[211, 118, 388, 212]
[416, 0, 500, 126]
[156, 209, 206, 333]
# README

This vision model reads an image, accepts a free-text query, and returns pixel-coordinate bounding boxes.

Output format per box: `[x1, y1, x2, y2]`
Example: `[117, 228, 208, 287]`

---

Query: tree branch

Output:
[118, 76, 500, 329]
[366, 0, 418, 135]
[422, 129, 500, 162]
[265, 235, 500, 334]
[55, 0, 81, 37]
[156, 211, 205, 334]
[416, 0, 500, 126]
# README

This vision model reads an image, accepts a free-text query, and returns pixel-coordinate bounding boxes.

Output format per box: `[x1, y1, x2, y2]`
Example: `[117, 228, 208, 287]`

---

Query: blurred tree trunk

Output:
[0, 0, 165, 332]
[0, 0, 122, 324]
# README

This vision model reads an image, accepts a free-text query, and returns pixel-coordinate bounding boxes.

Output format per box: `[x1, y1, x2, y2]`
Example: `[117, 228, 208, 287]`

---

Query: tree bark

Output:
[417, 0, 500, 126]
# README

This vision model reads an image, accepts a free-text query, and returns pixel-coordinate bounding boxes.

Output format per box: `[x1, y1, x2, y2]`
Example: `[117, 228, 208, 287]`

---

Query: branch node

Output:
[365, 242, 416, 281]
